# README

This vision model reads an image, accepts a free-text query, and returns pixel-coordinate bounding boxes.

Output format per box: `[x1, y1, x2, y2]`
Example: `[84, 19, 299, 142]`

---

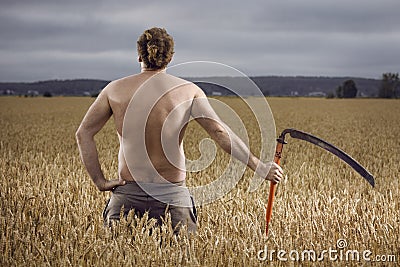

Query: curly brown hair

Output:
[137, 27, 174, 70]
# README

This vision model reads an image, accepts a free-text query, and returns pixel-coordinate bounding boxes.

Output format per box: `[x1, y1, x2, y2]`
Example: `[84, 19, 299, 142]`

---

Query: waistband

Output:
[114, 179, 189, 197]
[124, 180, 186, 186]
[113, 180, 193, 207]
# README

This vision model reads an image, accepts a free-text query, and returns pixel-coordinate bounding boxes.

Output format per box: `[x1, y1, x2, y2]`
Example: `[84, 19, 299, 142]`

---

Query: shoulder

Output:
[101, 74, 140, 95]
[165, 74, 205, 96]
[105, 74, 138, 89]
[99, 79, 117, 96]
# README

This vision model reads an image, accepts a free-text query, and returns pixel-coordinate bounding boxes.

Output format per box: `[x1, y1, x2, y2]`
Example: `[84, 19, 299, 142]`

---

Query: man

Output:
[76, 27, 283, 234]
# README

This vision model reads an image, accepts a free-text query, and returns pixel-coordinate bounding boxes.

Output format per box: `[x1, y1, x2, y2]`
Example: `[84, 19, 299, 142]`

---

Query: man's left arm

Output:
[76, 86, 125, 191]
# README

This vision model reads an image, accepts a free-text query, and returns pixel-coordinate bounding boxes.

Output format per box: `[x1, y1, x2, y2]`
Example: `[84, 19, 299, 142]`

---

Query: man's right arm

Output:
[190, 86, 283, 183]
[75, 85, 125, 191]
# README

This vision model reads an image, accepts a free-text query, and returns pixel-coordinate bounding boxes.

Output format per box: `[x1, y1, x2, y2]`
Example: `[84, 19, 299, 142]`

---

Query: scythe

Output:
[265, 128, 375, 236]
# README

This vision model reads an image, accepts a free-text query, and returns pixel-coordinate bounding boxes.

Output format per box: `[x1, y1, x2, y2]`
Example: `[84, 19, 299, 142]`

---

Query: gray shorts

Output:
[103, 181, 197, 233]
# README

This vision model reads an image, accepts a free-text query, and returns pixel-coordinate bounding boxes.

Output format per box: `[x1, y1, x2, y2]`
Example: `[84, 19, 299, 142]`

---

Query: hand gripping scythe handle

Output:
[265, 128, 375, 236]
[265, 133, 287, 236]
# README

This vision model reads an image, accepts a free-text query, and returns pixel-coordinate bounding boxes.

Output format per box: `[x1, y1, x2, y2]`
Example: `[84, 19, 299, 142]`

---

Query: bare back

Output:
[105, 71, 199, 183]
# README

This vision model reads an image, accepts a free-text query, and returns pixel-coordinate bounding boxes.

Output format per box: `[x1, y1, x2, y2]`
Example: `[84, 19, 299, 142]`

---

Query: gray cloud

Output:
[0, 0, 399, 81]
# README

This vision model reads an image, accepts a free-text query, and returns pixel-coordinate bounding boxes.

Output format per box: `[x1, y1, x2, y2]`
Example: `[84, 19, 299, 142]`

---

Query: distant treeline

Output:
[0, 79, 110, 97]
[0, 76, 393, 97]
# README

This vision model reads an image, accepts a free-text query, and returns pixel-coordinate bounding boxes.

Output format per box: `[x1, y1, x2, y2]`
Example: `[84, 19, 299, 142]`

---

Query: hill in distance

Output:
[0, 76, 381, 97]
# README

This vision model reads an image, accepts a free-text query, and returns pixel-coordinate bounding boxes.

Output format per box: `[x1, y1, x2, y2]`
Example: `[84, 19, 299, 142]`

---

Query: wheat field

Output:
[1, 96, 399, 266]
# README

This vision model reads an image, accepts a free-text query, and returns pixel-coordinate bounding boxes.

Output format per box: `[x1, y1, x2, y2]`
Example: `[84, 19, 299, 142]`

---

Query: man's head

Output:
[137, 27, 174, 70]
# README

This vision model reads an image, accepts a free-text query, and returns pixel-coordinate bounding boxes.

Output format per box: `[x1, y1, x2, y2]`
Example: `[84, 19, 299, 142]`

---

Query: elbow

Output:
[75, 129, 82, 142]
[75, 128, 90, 143]
[213, 127, 228, 140]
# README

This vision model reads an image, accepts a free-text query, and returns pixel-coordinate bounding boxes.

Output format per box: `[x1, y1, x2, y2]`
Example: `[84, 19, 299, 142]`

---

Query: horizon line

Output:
[0, 74, 383, 84]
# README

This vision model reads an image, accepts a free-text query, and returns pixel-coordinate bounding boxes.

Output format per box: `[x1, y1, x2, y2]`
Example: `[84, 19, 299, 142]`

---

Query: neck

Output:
[140, 63, 166, 73]
[141, 68, 166, 73]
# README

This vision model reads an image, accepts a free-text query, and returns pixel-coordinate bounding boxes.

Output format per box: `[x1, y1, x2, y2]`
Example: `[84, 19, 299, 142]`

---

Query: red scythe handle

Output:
[265, 138, 285, 236]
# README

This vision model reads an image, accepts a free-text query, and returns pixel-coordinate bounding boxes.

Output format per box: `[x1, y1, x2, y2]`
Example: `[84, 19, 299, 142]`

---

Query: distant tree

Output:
[342, 80, 358, 98]
[326, 91, 335, 99]
[336, 80, 357, 98]
[336, 85, 343, 98]
[379, 72, 399, 98]
[43, 91, 53, 97]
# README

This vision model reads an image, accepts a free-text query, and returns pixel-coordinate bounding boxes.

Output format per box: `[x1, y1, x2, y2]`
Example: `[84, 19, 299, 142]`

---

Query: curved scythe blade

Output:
[284, 128, 375, 187]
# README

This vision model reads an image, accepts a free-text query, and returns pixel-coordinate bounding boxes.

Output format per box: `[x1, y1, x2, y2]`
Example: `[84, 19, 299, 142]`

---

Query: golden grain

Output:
[1, 97, 399, 266]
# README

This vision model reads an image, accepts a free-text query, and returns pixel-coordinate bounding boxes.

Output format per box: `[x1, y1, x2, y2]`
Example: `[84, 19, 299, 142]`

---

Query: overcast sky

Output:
[0, 0, 399, 82]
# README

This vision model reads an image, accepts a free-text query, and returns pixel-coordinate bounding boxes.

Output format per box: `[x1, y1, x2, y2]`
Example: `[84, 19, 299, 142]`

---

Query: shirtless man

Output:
[76, 27, 283, 233]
